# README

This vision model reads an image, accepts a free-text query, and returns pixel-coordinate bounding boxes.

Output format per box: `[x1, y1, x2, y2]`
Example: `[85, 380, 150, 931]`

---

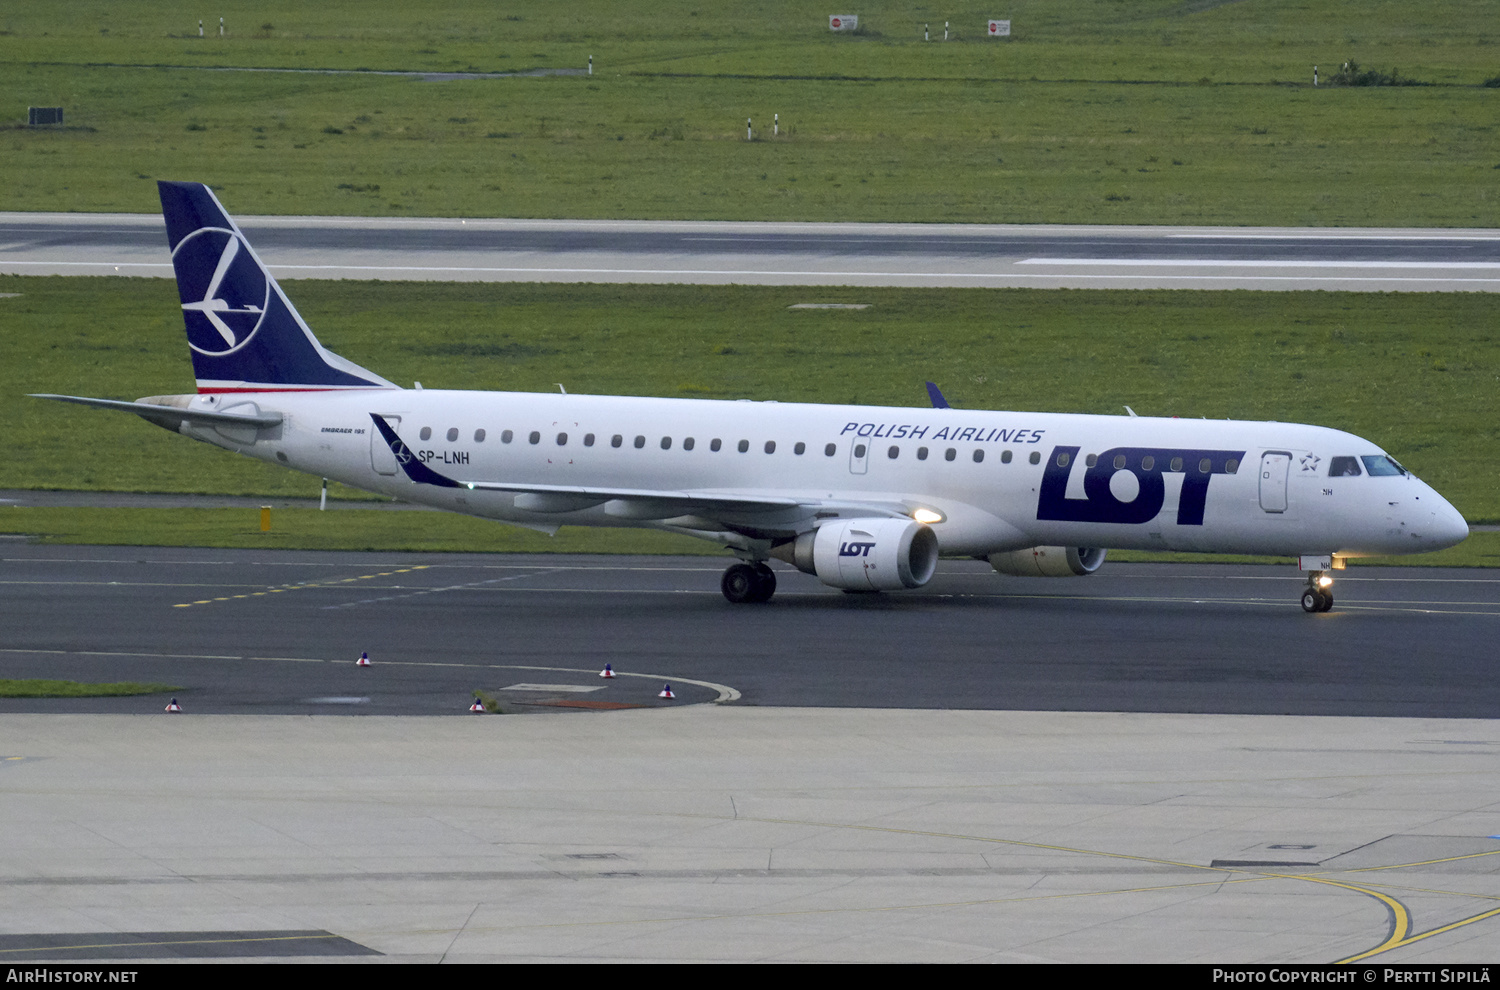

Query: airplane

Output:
[34, 182, 1469, 612]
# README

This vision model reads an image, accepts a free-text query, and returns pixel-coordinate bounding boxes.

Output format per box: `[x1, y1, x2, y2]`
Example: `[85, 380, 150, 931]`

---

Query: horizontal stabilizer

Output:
[31, 393, 283, 431]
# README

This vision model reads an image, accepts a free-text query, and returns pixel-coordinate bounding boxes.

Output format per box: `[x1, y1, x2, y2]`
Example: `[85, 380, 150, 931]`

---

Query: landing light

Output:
[1317, 575, 1333, 588]
[912, 508, 944, 524]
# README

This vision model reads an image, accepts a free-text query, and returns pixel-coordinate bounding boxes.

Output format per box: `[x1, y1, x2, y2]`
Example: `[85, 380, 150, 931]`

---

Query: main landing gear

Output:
[722, 562, 776, 603]
[1301, 571, 1334, 613]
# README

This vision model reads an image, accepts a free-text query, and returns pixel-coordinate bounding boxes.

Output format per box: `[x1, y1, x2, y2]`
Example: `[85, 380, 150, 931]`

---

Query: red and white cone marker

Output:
[469, 700, 486, 713]
[165, 698, 182, 712]
[600, 664, 615, 679]
[356, 651, 371, 667]
[658, 684, 675, 699]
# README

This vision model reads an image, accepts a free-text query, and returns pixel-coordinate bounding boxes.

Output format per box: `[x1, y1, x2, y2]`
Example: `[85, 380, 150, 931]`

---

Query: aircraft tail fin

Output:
[158, 181, 397, 393]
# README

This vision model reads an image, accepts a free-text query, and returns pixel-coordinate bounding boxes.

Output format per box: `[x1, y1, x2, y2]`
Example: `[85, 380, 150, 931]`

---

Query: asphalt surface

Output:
[3, 543, 1496, 718]
[4, 212, 1498, 290]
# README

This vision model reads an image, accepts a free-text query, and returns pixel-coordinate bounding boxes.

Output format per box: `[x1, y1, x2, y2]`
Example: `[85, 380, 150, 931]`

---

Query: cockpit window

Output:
[1329, 456, 1362, 477]
[1360, 454, 1407, 477]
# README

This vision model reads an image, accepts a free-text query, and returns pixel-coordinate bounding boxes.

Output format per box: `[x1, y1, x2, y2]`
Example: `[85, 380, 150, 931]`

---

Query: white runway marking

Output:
[1020, 258, 1500, 269]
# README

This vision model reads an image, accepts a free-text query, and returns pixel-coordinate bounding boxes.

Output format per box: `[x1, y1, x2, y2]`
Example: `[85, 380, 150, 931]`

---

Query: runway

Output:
[3, 545, 1498, 718]
[4, 212, 1500, 291]
[2, 544, 1499, 962]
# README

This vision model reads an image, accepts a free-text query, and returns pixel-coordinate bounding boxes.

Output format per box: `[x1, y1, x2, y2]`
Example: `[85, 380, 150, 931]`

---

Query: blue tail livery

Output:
[159, 181, 396, 393]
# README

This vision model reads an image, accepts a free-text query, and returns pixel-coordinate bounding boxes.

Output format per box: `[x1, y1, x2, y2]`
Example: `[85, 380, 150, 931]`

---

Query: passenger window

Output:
[1000, 450, 1012, 464]
[854, 443, 867, 458]
[1141, 455, 1154, 470]
[1198, 458, 1212, 473]
[1085, 453, 1097, 468]
[1029, 451, 1041, 465]
[557, 432, 568, 446]
[1113, 454, 1126, 470]
[711, 438, 722, 452]
[502, 429, 513, 443]
[794, 442, 805, 455]
[475, 429, 486, 442]
[917, 447, 928, 461]
[764, 441, 776, 454]
[660, 437, 672, 450]
[973, 449, 984, 463]
[684, 437, 695, 451]
[945, 448, 956, 462]
[420, 427, 432, 441]
[1056, 452, 1070, 468]
[888, 445, 899, 459]
[1226, 458, 1238, 474]
[528, 431, 540, 445]
[824, 443, 836, 456]
[738, 440, 750, 453]
[583, 433, 595, 447]
[611, 434, 623, 448]
[1170, 456, 1183, 472]
[1329, 456, 1362, 477]
[447, 428, 459, 442]
[634, 435, 646, 449]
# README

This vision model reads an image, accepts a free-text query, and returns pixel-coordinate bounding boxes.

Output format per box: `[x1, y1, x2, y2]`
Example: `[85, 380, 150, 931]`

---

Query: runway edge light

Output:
[600, 664, 615, 678]
[165, 698, 182, 712]
[357, 652, 371, 667]
[658, 684, 675, 699]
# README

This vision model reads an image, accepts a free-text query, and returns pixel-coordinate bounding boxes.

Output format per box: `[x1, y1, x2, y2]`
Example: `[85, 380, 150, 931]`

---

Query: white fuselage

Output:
[179, 388, 1468, 560]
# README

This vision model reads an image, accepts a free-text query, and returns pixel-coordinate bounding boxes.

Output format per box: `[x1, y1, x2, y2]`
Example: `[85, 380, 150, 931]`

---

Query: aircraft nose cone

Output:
[1431, 497, 1469, 550]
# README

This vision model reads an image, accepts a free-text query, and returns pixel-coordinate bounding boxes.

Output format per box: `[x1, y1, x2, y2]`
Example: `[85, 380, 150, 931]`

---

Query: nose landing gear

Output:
[722, 561, 777, 603]
[1301, 571, 1334, 613]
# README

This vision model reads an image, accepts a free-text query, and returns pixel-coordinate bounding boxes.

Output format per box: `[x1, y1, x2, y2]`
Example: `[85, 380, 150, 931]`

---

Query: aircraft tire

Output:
[750, 563, 777, 602]
[722, 563, 761, 604]
[1301, 589, 1322, 613]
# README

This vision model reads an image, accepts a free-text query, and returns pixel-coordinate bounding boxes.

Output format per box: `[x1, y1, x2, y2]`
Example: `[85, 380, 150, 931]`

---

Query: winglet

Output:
[925, 382, 952, 409]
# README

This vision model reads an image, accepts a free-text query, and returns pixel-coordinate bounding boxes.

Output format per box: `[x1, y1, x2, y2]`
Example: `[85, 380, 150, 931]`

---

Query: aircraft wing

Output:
[369, 413, 910, 524]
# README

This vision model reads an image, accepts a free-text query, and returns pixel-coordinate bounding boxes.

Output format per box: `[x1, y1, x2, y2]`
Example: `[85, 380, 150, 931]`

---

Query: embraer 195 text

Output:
[36, 183, 1469, 611]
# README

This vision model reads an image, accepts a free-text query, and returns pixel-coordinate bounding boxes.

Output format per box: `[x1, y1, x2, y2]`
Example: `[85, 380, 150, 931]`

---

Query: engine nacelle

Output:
[988, 546, 1106, 577]
[772, 518, 939, 591]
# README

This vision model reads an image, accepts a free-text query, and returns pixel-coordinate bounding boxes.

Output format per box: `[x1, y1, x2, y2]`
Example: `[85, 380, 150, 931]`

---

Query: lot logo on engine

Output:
[838, 541, 876, 557]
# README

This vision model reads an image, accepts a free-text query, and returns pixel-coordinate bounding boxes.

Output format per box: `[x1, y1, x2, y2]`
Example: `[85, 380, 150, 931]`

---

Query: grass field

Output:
[5, 274, 1497, 521]
[2, 1, 1497, 224]
[0, 678, 178, 698]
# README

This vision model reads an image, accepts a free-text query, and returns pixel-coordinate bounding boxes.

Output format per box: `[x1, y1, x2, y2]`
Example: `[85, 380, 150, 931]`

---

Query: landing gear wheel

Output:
[750, 562, 776, 602]
[722, 563, 776, 603]
[1300, 589, 1334, 613]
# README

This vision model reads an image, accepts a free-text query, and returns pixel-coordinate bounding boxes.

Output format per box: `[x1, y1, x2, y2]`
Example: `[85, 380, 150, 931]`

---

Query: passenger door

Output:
[1259, 450, 1290, 512]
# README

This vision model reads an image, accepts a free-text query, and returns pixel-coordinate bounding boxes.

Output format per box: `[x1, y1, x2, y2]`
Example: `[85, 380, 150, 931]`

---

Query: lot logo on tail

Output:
[173, 229, 268, 355]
